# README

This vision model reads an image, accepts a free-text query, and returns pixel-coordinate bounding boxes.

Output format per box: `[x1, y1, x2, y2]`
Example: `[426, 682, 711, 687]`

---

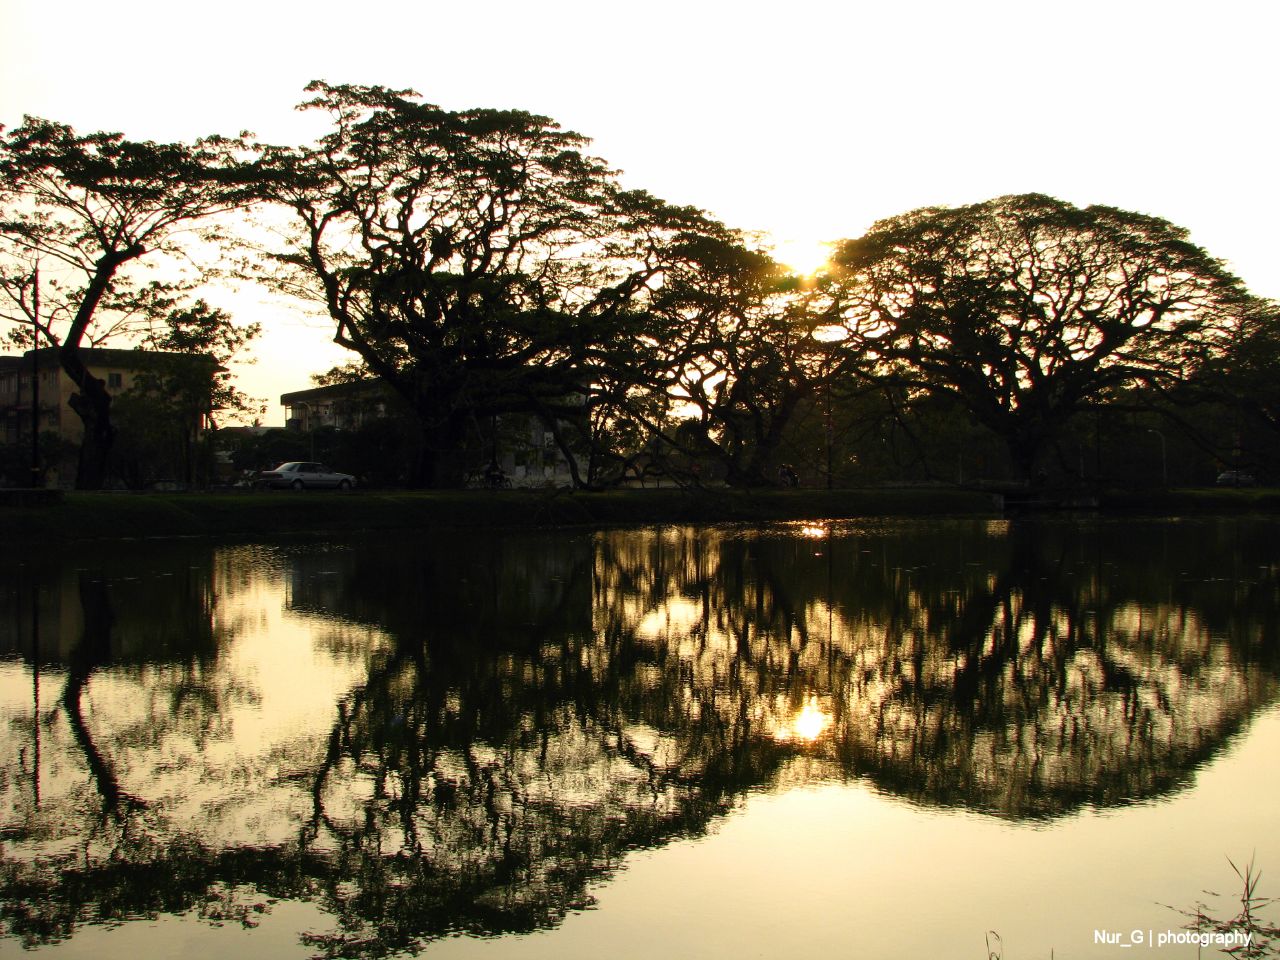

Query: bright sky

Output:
[3, 0, 1277, 424]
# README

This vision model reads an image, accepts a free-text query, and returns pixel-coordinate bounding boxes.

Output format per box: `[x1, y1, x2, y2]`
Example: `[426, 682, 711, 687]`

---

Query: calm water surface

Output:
[2, 518, 1278, 958]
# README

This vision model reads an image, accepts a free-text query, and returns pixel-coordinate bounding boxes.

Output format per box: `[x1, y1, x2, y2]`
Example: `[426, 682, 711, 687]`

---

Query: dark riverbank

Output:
[1, 486, 1276, 541]
[1, 487, 991, 541]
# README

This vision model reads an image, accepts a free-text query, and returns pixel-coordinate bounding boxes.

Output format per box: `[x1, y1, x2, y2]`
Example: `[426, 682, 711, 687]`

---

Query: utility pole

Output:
[824, 371, 833, 491]
[30, 265, 41, 488]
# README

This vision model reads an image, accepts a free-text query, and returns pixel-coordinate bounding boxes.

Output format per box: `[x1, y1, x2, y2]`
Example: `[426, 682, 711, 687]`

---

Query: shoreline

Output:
[2, 486, 1277, 542]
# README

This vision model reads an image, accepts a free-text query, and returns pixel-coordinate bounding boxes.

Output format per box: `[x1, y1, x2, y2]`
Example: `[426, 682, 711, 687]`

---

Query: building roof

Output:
[281, 379, 388, 405]
[1, 347, 222, 372]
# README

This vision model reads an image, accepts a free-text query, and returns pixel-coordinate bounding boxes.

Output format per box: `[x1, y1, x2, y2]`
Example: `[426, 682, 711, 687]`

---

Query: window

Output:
[108, 372, 124, 389]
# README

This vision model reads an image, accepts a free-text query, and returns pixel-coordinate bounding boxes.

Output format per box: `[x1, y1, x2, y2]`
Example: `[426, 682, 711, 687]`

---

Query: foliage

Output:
[1173, 857, 1280, 958]
[251, 82, 744, 488]
[822, 194, 1257, 480]
[0, 116, 255, 487]
[7, 91, 1275, 492]
[134, 299, 261, 422]
[223, 427, 309, 475]
[77, 301, 258, 488]
[627, 236, 833, 486]
[1175, 298, 1280, 479]
[310, 360, 371, 387]
[1222, 302, 1280, 432]
[0, 431, 70, 488]
[546, 231, 817, 488]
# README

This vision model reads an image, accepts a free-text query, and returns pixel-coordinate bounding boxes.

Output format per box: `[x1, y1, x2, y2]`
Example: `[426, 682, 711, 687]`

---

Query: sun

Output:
[770, 237, 833, 278]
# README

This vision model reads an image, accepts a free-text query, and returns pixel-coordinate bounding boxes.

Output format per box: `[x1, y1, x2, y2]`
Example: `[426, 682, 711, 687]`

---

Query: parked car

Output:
[1215, 470, 1257, 488]
[258, 462, 357, 490]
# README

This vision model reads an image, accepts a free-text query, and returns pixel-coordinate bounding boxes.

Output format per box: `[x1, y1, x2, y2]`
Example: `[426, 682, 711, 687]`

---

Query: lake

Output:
[2, 517, 1278, 958]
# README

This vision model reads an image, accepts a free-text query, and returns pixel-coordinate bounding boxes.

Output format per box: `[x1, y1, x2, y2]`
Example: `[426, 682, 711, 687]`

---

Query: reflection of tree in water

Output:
[0, 521, 1277, 955]
[287, 533, 774, 956]
[0, 544, 263, 945]
[1, 547, 242, 828]
[298, 653, 733, 956]
[0, 535, 754, 957]
[600, 521, 1280, 817]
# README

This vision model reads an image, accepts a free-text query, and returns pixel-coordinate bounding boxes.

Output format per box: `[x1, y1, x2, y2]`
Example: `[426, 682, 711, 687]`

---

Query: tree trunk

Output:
[410, 416, 467, 488]
[1008, 433, 1045, 488]
[58, 249, 139, 489]
[63, 575, 143, 816]
[65, 366, 115, 490]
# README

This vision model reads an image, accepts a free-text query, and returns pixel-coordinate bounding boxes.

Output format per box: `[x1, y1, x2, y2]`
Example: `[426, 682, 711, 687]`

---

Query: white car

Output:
[258, 461, 356, 491]
[1215, 470, 1257, 488]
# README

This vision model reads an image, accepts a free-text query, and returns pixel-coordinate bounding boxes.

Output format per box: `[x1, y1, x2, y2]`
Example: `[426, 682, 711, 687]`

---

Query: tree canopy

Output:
[625, 238, 834, 486]
[821, 194, 1258, 478]
[5, 84, 1277, 491]
[0, 117, 255, 487]
[252, 82, 747, 487]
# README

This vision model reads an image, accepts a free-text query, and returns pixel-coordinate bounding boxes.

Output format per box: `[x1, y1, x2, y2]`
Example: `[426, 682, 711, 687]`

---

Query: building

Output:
[281, 380, 390, 432]
[0, 347, 220, 487]
[280, 378, 583, 488]
[1, 353, 54, 447]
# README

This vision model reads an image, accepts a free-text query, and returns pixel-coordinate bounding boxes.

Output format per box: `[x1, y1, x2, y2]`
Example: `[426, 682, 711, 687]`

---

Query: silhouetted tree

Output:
[822, 194, 1257, 481]
[111, 302, 260, 487]
[1172, 297, 1280, 479]
[0, 118, 255, 487]
[628, 236, 838, 486]
[253, 83, 731, 488]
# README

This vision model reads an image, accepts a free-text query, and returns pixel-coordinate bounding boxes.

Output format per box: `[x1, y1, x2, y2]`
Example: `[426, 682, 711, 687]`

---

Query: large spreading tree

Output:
[821, 194, 1257, 480]
[0, 118, 255, 487]
[253, 82, 735, 488]
[628, 238, 839, 487]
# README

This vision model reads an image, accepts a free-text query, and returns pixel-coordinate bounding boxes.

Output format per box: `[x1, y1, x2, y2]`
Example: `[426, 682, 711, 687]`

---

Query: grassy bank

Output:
[1, 487, 998, 541]
[3, 486, 1277, 542]
[1096, 487, 1280, 514]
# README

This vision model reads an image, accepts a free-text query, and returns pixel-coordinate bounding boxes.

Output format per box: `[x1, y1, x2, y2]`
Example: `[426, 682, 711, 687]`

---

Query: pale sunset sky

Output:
[3, 0, 1277, 423]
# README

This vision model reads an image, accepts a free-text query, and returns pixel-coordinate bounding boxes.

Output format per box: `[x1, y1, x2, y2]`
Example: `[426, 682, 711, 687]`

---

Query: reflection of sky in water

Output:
[429, 706, 1280, 960]
[14, 710, 1280, 960]
[1, 554, 393, 863]
[0, 520, 1278, 959]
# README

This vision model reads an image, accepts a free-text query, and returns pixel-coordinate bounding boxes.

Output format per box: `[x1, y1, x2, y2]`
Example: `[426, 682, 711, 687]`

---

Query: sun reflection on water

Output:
[774, 698, 832, 743]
